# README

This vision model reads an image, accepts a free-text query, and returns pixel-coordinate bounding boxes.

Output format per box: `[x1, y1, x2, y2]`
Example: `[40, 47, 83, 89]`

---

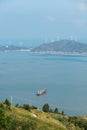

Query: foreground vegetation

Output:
[0, 99, 87, 130]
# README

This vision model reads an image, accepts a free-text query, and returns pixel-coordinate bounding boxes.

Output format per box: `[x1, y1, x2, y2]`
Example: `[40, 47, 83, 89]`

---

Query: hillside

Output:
[0, 101, 87, 130]
[31, 40, 87, 54]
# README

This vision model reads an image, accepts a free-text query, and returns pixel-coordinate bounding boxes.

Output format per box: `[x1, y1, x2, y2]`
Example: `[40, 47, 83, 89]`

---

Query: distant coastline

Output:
[31, 51, 87, 56]
[1, 39, 87, 56]
[0, 49, 31, 52]
[0, 45, 32, 52]
[1, 49, 87, 56]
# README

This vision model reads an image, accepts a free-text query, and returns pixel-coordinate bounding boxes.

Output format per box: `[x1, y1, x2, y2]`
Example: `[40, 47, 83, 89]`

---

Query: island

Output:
[1, 40, 87, 55]
[31, 40, 87, 54]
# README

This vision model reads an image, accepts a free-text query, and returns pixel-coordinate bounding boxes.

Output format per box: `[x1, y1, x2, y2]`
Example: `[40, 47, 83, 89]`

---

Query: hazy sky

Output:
[0, 0, 87, 41]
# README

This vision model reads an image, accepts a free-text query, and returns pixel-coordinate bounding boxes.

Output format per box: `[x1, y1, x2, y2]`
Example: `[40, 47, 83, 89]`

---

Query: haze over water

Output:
[0, 51, 87, 116]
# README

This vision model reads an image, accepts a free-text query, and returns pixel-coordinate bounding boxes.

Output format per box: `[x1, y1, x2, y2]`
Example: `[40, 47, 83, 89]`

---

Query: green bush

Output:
[54, 108, 59, 114]
[68, 116, 87, 130]
[0, 108, 10, 129]
[4, 99, 11, 106]
[21, 121, 37, 130]
[23, 104, 31, 111]
[42, 103, 50, 112]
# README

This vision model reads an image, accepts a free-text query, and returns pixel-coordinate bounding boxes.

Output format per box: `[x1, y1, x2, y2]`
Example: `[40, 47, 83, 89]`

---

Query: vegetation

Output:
[4, 99, 11, 106]
[68, 116, 87, 130]
[0, 100, 87, 130]
[0, 108, 10, 129]
[42, 103, 50, 112]
[54, 108, 59, 114]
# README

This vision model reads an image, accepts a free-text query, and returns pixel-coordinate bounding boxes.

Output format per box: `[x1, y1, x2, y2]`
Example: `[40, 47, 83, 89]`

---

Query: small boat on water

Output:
[36, 88, 47, 96]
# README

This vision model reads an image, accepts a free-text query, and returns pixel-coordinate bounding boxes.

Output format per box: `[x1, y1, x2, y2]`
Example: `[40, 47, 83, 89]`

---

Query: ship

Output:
[36, 88, 47, 96]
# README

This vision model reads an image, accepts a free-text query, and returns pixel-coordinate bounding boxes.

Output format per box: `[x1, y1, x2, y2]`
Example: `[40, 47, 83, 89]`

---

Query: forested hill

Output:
[31, 40, 87, 54]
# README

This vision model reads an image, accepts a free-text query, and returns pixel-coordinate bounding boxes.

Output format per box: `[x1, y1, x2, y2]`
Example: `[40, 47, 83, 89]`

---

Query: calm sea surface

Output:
[0, 51, 87, 116]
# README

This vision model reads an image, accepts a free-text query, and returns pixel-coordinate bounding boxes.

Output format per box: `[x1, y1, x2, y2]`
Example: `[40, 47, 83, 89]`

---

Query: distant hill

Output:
[0, 45, 31, 52]
[1, 40, 87, 54]
[31, 40, 87, 54]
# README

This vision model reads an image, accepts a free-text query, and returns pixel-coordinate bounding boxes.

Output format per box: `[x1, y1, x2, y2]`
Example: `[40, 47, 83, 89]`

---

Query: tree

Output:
[5, 99, 11, 106]
[54, 108, 59, 114]
[42, 103, 50, 112]
[61, 110, 65, 115]
[15, 103, 19, 107]
[23, 104, 31, 111]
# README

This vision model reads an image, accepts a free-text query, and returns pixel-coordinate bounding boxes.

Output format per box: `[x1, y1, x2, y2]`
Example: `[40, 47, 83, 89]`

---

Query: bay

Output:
[0, 51, 87, 116]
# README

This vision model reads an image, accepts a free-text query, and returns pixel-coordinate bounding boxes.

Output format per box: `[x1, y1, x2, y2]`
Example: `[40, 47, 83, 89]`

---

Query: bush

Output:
[31, 105, 37, 110]
[5, 99, 11, 106]
[15, 103, 19, 107]
[8, 116, 19, 130]
[21, 121, 37, 130]
[68, 116, 87, 130]
[54, 108, 59, 114]
[0, 102, 4, 109]
[42, 103, 50, 112]
[23, 104, 31, 111]
[0, 108, 10, 129]
[61, 110, 65, 115]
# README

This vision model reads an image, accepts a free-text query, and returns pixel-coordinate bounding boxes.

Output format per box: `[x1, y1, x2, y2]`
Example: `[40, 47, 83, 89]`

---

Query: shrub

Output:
[21, 121, 37, 130]
[54, 108, 59, 114]
[0, 108, 10, 129]
[23, 104, 31, 111]
[61, 110, 65, 115]
[42, 103, 50, 112]
[5, 99, 11, 106]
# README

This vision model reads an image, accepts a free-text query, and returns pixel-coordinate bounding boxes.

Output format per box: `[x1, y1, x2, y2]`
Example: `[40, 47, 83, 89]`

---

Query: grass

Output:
[0, 102, 86, 130]
[4, 106, 67, 130]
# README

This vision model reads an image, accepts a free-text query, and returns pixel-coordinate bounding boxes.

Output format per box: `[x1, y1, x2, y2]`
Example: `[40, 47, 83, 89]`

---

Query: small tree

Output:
[42, 103, 50, 112]
[61, 110, 65, 115]
[54, 108, 59, 114]
[15, 103, 19, 107]
[5, 99, 11, 106]
[23, 104, 31, 111]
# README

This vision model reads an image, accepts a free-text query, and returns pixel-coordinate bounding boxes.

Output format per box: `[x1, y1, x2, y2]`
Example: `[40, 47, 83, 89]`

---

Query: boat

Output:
[36, 88, 47, 96]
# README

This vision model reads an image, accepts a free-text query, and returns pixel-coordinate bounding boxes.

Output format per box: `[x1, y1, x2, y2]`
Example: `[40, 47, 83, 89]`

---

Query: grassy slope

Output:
[6, 106, 67, 130]
[6, 105, 87, 130]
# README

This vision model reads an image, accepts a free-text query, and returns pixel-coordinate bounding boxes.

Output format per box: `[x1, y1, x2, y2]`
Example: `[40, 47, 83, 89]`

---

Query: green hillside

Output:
[0, 100, 87, 130]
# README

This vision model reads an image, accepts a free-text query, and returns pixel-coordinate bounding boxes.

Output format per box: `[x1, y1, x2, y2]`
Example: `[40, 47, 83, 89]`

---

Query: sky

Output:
[0, 0, 87, 42]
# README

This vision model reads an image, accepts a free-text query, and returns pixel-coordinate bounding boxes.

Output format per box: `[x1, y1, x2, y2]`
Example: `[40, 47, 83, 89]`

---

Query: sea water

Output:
[0, 51, 87, 116]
